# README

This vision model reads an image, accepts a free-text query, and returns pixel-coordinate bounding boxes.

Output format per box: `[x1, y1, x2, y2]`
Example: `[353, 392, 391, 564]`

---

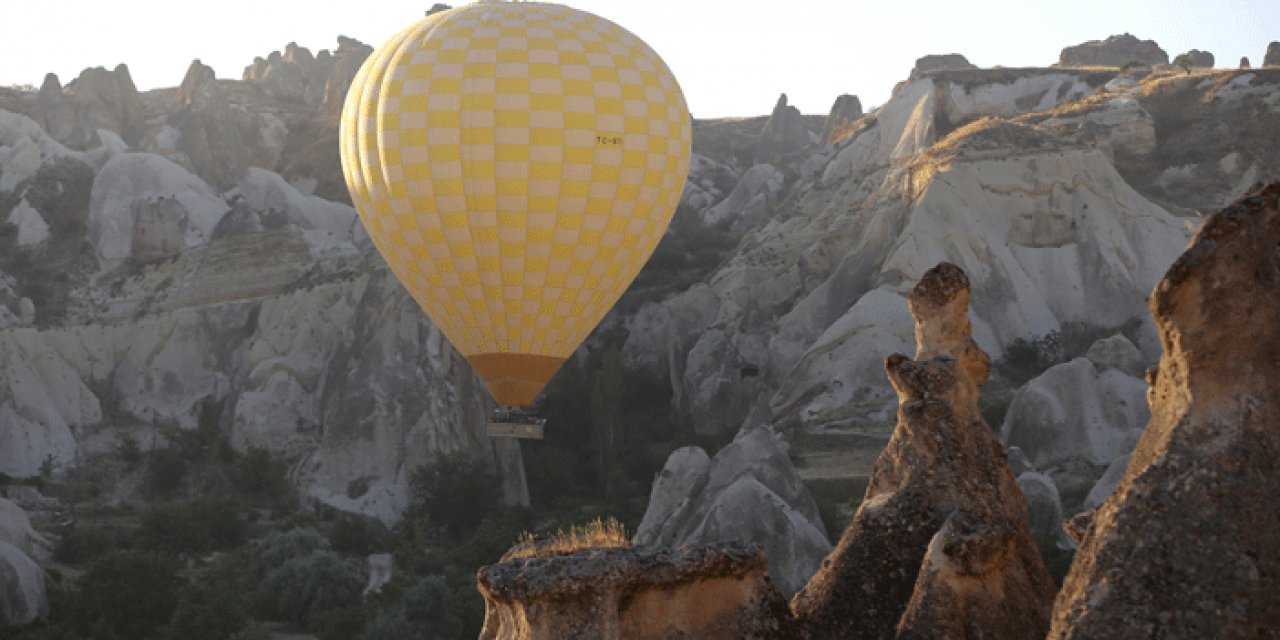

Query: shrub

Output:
[400, 575, 463, 639]
[73, 551, 185, 639]
[114, 434, 143, 471]
[249, 527, 328, 579]
[410, 452, 501, 537]
[144, 448, 188, 497]
[135, 496, 247, 555]
[329, 515, 384, 556]
[233, 446, 290, 503]
[263, 550, 363, 629]
[52, 525, 131, 565]
[355, 610, 419, 640]
[162, 553, 255, 640]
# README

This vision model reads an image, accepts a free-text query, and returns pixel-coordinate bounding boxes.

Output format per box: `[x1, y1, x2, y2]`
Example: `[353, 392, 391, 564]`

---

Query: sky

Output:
[2, 0, 1277, 118]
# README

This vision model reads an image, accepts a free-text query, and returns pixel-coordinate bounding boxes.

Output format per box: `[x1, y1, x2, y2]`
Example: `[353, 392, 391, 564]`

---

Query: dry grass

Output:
[502, 517, 632, 561]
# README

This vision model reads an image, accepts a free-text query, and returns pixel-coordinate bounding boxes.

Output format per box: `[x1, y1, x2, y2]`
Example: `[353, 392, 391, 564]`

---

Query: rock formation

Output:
[1050, 183, 1280, 638]
[999, 334, 1150, 503]
[1265, 42, 1280, 67]
[909, 53, 976, 80]
[242, 36, 373, 115]
[1175, 49, 1214, 68]
[0, 498, 47, 625]
[1059, 34, 1169, 67]
[1240, 56, 1251, 69]
[477, 543, 795, 640]
[790, 263, 1056, 639]
[633, 427, 831, 596]
[753, 94, 810, 165]
[167, 60, 250, 190]
[819, 94, 863, 145]
[26, 65, 147, 151]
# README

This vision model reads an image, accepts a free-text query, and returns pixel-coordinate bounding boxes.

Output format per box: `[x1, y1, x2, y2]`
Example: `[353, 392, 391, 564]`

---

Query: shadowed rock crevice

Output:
[791, 262, 1056, 639]
[1050, 182, 1280, 639]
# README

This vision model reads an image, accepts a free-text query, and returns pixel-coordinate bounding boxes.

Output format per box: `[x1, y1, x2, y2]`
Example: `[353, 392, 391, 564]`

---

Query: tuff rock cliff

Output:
[0, 44, 527, 526]
[1050, 183, 1280, 638]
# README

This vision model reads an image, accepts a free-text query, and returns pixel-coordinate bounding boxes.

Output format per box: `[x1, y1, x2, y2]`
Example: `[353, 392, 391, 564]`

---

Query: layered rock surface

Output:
[633, 427, 830, 596]
[1050, 183, 1280, 638]
[477, 543, 796, 640]
[790, 263, 1055, 639]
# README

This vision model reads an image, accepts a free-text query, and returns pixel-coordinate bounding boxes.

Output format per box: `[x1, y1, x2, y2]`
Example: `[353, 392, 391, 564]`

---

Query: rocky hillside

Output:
[0, 39, 528, 526]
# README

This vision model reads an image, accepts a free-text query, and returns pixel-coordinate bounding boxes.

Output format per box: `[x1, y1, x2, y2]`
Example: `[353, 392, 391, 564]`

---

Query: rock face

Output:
[624, 68, 1188, 441]
[633, 428, 831, 596]
[1265, 42, 1280, 67]
[791, 263, 1056, 639]
[477, 543, 796, 640]
[1176, 49, 1214, 68]
[1059, 34, 1169, 67]
[26, 65, 147, 151]
[753, 94, 810, 165]
[909, 53, 976, 80]
[1050, 183, 1280, 638]
[0, 498, 47, 625]
[819, 94, 862, 145]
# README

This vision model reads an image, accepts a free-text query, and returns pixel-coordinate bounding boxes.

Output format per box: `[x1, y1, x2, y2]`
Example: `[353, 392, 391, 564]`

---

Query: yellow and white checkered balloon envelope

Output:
[340, 2, 692, 406]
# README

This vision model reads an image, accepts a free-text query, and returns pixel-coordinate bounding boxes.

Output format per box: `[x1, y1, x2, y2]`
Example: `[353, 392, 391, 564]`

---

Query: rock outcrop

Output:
[633, 427, 830, 596]
[167, 60, 250, 190]
[1175, 49, 1214, 68]
[753, 94, 810, 165]
[478, 543, 795, 640]
[1059, 34, 1169, 67]
[791, 263, 1056, 639]
[909, 53, 976, 80]
[1050, 183, 1280, 638]
[26, 65, 147, 151]
[818, 94, 863, 145]
[1264, 42, 1280, 67]
[242, 36, 373, 115]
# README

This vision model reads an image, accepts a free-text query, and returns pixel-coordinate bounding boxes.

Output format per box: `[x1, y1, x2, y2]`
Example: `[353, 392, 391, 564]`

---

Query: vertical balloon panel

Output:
[340, 2, 691, 406]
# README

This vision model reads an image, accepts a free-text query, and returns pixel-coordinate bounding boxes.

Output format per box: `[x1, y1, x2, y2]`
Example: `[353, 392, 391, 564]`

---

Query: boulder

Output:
[0, 540, 45, 626]
[909, 53, 976, 80]
[633, 428, 829, 596]
[1059, 34, 1169, 67]
[1265, 42, 1280, 67]
[819, 94, 862, 145]
[1174, 49, 1214, 68]
[791, 263, 1056, 639]
[478, 543, 797, 639]
[0, 497, 51, 562]
[1017, 471, 1064, 539]
[1051, 182, 1280, 637]
[1000, 335, 1150, 492]
[753, 94, 810, 165]
[1082, 452, 1129, 510]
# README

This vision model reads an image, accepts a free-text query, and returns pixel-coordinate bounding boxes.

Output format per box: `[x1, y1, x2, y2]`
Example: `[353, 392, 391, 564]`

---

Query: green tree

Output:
[73, 551, 185, 639]
[263, 550, 363, 629]
[135, 496, 247, 555]
[410, 452, 501, 537]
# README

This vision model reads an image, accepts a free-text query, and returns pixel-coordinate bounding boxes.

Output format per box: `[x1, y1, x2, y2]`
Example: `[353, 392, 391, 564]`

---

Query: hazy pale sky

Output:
[2, 0, 1276, 117]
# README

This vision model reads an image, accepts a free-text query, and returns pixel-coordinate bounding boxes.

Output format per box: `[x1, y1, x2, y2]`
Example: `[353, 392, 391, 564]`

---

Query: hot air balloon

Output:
[339, 1, 692, 435]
